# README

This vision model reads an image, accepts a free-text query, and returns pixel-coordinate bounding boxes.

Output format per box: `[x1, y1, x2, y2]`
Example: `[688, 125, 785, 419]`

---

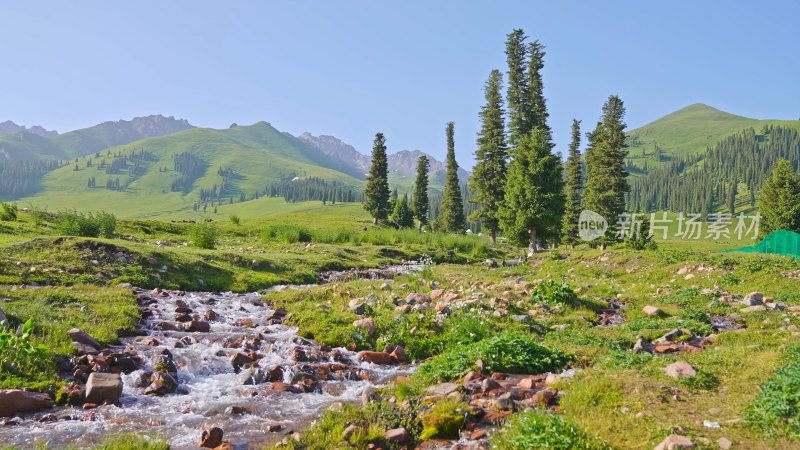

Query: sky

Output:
[2, 1, 799, 165]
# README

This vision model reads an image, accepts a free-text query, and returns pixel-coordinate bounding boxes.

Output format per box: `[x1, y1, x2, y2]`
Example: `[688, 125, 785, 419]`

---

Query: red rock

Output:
[383, 427, 410, 443]
[533, 387, 558, 406]
[186, 321, 210, 332]
[0, 390, 55, 417]
[517, 377, 537, 390]
[200, 427, 224, 448]
[142, 337, 160, 346]
[234, 318, 254, 328]
[390, 345, 406, 363]
[357, 351, 393, 364]
[230, 353, 253, 370]
[268, 382, 301, 393]
[204, 310, 218, 320]
[470, 429, 487, 440]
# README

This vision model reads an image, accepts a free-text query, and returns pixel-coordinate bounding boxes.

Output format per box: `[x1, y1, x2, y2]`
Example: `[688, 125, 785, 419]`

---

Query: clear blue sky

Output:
[2, 1, 799, 165]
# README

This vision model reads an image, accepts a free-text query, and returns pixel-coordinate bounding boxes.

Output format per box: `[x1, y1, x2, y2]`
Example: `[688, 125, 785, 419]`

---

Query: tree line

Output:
[362, 29, 631, 254]
[0, 160, 64, 197]
[628, 125, 800, 215]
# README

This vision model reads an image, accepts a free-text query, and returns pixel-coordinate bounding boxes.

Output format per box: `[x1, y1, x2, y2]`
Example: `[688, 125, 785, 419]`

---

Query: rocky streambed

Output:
[0, 286, 416, 449]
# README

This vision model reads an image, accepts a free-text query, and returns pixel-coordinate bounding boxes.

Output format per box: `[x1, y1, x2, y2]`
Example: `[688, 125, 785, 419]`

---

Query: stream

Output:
[0, 265, 423, 449]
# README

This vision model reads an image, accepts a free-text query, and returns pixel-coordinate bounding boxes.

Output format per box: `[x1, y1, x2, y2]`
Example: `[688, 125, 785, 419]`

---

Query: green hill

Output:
[17, 122, 365, 218]
[626, 103, 800, 173]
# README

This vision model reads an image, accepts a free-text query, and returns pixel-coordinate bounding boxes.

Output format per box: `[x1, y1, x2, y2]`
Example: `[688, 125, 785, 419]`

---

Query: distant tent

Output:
[722, 230, 800, 258]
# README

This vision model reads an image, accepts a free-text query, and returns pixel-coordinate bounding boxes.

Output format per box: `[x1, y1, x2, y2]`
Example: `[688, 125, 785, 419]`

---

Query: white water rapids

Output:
[1, 288, 415, 449]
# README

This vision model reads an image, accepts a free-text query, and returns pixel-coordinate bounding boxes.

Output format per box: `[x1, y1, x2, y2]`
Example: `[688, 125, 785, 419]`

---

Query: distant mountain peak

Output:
[0, 120, 58, 137]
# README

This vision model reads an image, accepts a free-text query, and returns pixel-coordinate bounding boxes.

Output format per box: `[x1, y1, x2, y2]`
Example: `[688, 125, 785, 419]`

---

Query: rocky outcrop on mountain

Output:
[0, 121, 58, 137]
[297, 132, 371, 174]
[298, 132, 469, 180]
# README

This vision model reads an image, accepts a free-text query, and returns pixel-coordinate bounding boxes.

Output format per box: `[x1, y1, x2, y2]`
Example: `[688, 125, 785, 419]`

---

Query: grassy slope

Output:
[17, 123, 364, 219]
[0, 131, 72, 162]
[626, 103, 800, 173]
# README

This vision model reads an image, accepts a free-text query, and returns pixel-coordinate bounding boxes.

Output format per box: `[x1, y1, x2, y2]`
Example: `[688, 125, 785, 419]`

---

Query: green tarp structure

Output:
[722, 229, 800, 258]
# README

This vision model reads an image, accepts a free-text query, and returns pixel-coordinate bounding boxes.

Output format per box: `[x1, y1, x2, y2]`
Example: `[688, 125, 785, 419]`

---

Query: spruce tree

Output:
[413, 155, 430, 231]
[583, 95, 630, 244]
[363, 132, 391, 224]
[469, 69, 507, 245]
[525, 40, 551, 140]
[759, 159, 800, 236]
[391, 194, 414, 228]
[560, 119, 583, 246]
[435, 122, 466, 233]
[499, 129, 565, 255]
[505, 29, 529, 148]
[728, 179, 737, 214]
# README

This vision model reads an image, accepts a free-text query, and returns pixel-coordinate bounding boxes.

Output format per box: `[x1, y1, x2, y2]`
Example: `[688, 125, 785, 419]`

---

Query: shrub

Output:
[0, 202, 18, 221]
[415, 333, 573, 383]
[492, 411, 611, 449]
[54, 210, 116, 238]
[532, 281, 576, 305]
[189, 222, 217, 249]
[747, 347, 800, 436]
[229, 214, 240, 225]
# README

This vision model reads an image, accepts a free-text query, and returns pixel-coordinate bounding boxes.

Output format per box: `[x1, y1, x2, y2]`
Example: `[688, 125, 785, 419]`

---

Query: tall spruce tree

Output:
[413, 156, 430, 231]
[435, 122, 466, 233]
[759, 159, 800, 237]
[560, 119, 583, 245]
[505, 29, 529, 148]
[363, 132, 391, 224]
[583, 95, 630, 245]
[499, 129, 565, 255]
[469, 69, 507, 245]
[525, 40, 551, 140]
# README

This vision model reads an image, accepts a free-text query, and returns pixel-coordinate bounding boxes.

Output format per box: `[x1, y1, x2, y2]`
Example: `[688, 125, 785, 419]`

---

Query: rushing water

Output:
[1, 285, 416, 449]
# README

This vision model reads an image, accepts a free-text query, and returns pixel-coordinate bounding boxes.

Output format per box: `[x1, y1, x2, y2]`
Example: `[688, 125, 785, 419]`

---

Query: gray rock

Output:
[642, 305, 662, 316]
[740, 305, 767, 314]
[366, 293, 380, 303]
[654, 434, 695, 450]
[85, 373, 123, 404]
[663, 361, 697, 379]
[67, 328, 101, 351]
[632, 337, 650, 354]
[511, 314, 532, 323]
[379, 283, 391, 291]
[654, 328, 687, 345]
[740, 298, 762, 307]
[423, 382, 461, 396]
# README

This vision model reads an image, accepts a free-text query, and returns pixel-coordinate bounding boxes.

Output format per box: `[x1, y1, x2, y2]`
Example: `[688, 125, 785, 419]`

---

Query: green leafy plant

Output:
[54, 210, 116, 238]
[189, 222, 218, 249]
[415, 333, 573, 383]
[747, 344, 800, 436]
[0, 318, 49, 374]
[532, 280, 576, 305]
[492, 411, 611, 449]
[0, 202, 18, 221]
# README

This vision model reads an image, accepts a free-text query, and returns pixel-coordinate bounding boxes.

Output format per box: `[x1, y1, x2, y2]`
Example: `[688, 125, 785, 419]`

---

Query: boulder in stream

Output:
[67, 328, 102, 351]
[85, 373, 123, 404]
[0, 389, 55, 417]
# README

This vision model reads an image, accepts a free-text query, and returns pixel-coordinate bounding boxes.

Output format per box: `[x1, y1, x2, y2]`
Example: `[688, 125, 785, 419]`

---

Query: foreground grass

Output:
[0, 209, 501, 292]
[0, 285, 139, 391]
